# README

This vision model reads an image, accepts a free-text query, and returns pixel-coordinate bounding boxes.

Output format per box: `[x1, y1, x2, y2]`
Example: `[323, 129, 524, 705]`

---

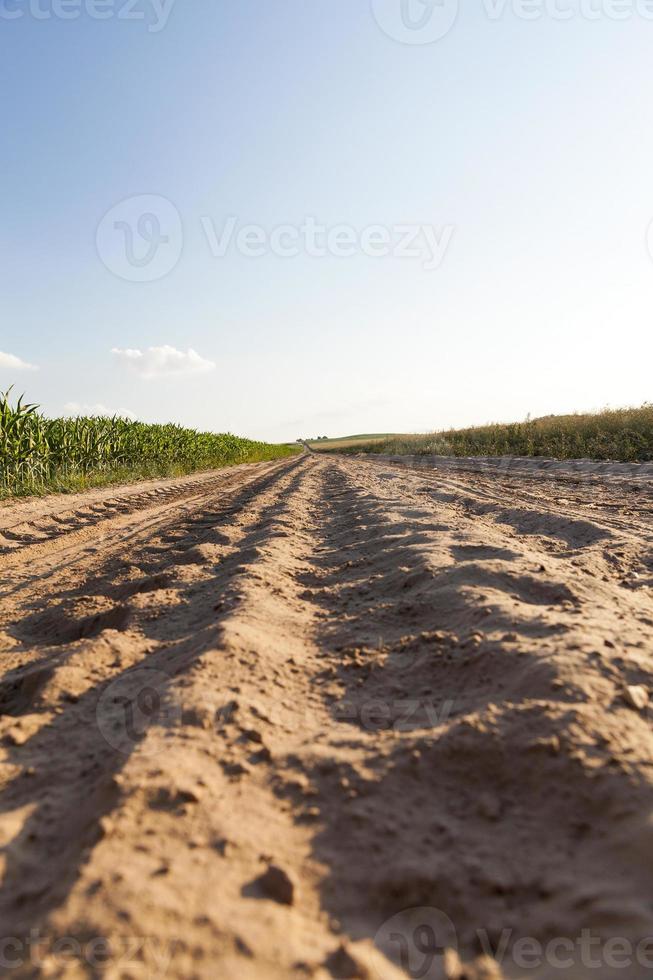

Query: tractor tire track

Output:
[0, 453, 652, 978]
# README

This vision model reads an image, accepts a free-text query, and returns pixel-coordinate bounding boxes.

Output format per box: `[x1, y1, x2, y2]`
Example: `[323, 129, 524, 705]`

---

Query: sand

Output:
[0, 452, 652, 978]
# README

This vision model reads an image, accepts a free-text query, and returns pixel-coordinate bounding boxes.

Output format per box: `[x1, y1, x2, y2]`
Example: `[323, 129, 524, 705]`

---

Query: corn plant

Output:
[0, 390, 298, 497]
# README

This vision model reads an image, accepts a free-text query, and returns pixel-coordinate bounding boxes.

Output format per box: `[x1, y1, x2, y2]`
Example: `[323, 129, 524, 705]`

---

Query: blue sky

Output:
[1, 0, 652, 441]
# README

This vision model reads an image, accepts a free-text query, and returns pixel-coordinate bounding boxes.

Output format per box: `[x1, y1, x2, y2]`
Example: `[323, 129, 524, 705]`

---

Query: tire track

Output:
[0, 454, 652, 978]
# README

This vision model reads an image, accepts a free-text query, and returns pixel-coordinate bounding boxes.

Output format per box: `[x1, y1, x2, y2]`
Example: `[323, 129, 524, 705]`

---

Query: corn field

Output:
[0, 390, 298, 496]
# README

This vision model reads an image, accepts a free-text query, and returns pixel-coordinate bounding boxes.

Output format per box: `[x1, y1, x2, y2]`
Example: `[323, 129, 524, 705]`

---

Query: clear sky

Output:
[1, 0, 652, 442]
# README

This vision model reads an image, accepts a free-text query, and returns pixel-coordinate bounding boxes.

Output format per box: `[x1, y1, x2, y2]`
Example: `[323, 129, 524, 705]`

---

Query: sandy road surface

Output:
[1, 453, 653, 979]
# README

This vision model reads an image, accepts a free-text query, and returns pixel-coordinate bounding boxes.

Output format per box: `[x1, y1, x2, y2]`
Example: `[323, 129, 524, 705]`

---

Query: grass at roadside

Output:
[324, 405, 653, 463]
[307, 434, 398, 451]
[1, 390, 300, 499]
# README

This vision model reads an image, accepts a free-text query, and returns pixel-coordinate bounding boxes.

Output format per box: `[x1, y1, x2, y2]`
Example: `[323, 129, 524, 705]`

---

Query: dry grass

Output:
[326, 405, 653, 463]
[307, 434, 397, 452]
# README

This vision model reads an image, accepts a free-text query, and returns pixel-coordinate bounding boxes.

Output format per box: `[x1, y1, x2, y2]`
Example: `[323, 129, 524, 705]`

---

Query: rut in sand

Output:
[1, 452, 653, 978]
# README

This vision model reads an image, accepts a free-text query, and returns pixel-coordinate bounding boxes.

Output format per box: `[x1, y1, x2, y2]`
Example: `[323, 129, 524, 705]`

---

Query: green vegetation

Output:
[0, 389, 299, 498]
[308, 434, 398, 451]
[329, 406, 653, 463]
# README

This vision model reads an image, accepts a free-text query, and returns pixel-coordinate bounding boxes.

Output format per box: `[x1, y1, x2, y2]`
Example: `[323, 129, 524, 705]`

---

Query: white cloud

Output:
[111, 345, 216, 379]
[63, 402, 138, 421]
[0, 350, 38, 371]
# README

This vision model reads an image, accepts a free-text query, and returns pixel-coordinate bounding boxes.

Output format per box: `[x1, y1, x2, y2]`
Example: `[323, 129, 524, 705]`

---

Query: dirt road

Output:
[1, 453, 653, 979]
